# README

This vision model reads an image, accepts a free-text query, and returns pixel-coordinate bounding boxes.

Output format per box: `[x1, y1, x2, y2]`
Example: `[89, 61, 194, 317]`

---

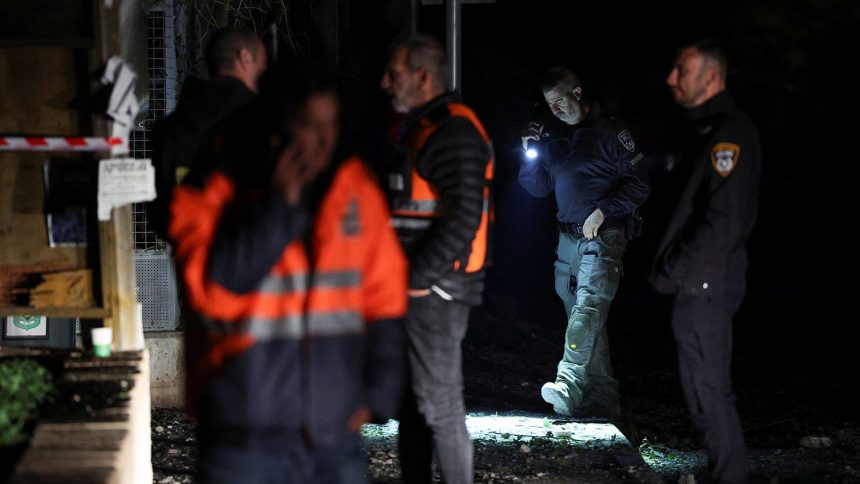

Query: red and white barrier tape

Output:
[0, 137, 123, 152]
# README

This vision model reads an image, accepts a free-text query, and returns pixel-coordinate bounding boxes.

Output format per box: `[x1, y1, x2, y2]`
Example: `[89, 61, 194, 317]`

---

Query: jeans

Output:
[399, 292, 473, 484]
[553, 225, 626, 410]
[198, 435, 367, 484]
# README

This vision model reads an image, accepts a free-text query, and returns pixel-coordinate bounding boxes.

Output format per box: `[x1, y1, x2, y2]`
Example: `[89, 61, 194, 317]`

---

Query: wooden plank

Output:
[9, 350, 151, 484]
[65, 359, 138, 369]
[98, 205, 139, 351]
[0, 157, 87, 273]
[30, 425, 127, 450]
[11, 468, 117, 484]
[0, 305, 107, 318]
[93, 0, 144, 352]
[30, 269, 96, 308]
[32, 421, 129, 432]
[16, 449, 119, 468]
[0, 48, 80, 134]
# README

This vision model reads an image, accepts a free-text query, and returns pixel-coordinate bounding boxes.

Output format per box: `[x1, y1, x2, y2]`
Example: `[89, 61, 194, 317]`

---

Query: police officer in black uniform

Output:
[650, 40, 762, 484]
[520, 66, 650, 419]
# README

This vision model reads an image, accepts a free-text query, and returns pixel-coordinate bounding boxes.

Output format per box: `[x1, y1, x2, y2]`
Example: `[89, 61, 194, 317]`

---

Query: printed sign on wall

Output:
[4, 315, 49, 339]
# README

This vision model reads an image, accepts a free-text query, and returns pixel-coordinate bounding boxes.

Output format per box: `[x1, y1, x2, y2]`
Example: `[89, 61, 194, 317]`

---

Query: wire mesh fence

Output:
[130, 7, 177, 253]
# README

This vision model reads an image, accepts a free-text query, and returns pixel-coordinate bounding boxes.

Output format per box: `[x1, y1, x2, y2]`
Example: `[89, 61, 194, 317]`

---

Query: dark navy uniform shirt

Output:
[650, 91, 762, 295]
[518, 112, 650, 225]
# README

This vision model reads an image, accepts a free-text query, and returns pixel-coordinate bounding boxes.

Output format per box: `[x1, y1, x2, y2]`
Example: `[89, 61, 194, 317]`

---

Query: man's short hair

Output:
[541, 66, 581, 94]
[205, 26, 261, 77]
[689, 39, 728, 83]
[397, 34, 450, 92]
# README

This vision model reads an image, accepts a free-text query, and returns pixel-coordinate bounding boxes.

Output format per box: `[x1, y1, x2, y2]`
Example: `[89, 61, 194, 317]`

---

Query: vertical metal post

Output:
[446, 0, 461, 96]
[410, 0, 418, 34]
[270, 22, 278, 62]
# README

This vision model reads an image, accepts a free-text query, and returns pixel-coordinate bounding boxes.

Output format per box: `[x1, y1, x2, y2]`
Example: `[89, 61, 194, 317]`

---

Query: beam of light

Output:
[524, 148, 539, 160]
[362, 412, 628, 447]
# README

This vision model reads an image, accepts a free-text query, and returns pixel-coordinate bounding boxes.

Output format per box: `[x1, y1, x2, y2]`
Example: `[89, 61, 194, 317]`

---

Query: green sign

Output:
[13, 316, 41, 331]
[4, 315, 48, 338]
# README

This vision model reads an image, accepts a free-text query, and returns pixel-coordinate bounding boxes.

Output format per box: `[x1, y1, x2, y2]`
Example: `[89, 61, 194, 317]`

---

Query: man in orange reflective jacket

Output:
[170, 64, 408, 484]
[381, 34, 494, 484]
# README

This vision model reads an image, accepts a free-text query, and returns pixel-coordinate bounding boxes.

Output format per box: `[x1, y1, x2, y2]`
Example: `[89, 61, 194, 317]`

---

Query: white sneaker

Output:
[541, 382, 572, 416]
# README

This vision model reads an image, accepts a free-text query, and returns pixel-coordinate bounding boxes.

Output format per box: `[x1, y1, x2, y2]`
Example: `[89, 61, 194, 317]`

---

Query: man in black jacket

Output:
[650, 40, 762, 484]
[381, 34, 493, 484]
[148, 26, 266, 239]
[520, 67, 650, 419]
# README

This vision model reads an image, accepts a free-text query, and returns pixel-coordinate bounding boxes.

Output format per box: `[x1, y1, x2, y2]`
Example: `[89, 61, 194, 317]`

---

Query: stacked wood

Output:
[9, 350, 152, 484]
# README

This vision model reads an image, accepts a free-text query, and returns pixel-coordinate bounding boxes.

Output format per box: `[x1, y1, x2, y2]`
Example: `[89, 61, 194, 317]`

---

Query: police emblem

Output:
[617, 130, 636, 152]
[710, 142, 741, 177]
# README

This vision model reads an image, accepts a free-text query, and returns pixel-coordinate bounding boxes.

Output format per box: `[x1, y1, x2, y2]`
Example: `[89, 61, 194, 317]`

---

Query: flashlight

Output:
[523, 126, 551, 161]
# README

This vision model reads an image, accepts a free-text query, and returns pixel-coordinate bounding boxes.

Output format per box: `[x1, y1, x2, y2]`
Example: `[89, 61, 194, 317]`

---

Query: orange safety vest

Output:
[390, 103, 494, 273]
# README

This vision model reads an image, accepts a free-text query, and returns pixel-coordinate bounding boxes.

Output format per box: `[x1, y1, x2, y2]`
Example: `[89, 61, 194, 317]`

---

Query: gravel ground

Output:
[151, 301, 860, 483]
[152, 402, 860, 484]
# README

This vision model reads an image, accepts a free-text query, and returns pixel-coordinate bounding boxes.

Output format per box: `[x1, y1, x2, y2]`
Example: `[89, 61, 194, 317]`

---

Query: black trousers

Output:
[672, 288, 749, 484]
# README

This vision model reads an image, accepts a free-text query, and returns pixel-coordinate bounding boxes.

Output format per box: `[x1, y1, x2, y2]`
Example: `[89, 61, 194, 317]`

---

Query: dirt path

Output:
[151, 303, 860, 483]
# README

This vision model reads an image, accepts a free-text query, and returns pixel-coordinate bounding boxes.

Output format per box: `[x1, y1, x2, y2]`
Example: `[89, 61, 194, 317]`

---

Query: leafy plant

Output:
[0, 359, 54, 446]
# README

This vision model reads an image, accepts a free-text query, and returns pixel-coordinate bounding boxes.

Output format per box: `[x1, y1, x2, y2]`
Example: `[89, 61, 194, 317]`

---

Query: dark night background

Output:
[320, 0, 860, 420]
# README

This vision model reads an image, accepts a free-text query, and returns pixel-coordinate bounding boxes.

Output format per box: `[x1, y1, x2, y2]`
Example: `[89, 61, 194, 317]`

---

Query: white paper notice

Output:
[98, 158, 157, 221]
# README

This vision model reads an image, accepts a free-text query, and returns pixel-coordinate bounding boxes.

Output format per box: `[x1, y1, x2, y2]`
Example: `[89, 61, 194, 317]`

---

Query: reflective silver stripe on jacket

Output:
[390, 217, 434, 230]
[257, 271, 362, 294]
[392, 199, 438, 213]
[244, 310, 365, 341]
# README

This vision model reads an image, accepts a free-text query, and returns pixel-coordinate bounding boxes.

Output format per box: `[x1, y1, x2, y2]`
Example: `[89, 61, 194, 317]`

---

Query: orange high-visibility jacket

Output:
[170, 155, 408, 450]
[387, 96, 494, 304]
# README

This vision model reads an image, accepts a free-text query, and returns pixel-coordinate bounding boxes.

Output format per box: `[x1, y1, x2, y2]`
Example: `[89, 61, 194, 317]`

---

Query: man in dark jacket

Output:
[148, 26, 266, 239]
[520, 67, 650, 419]
[649, 40, 762, 484]
[380, 34, 493, 484]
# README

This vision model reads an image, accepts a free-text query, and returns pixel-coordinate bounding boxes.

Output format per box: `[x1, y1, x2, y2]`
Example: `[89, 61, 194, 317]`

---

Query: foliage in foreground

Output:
[0, 358, 54, 446]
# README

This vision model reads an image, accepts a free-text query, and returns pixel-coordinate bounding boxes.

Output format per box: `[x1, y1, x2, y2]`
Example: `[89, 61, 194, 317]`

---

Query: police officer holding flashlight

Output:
[519, 66, 649, 418]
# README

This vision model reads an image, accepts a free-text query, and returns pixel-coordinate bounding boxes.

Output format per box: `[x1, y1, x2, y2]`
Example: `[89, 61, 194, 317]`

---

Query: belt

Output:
[557, 218, 625, 239]
[557, 221, 584, 238]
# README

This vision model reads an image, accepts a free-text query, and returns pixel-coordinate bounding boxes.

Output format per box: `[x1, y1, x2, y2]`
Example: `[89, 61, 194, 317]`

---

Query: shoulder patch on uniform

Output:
[617, 130, 636, 152]
[710, 142, 741, 177]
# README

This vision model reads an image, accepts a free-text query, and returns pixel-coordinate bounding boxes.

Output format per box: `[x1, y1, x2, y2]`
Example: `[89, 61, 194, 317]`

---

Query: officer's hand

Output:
[521, 122, 544, 150]
[583, 208, 605, 240]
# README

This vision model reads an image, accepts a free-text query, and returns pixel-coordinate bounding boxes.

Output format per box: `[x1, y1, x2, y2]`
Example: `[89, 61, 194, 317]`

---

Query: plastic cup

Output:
[91, 327, 113, 357]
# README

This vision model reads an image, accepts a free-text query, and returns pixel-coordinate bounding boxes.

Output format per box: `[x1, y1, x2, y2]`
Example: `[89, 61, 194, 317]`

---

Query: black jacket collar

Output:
[684, 90, 735, 122]
[402, 92, 457, 131]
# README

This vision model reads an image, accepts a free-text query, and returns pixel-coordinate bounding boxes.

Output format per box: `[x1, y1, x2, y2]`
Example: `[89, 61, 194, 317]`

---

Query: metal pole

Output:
[446, 0, 461, 96]
[270, 22, 278, 62]
[410, 0, 418, 34]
